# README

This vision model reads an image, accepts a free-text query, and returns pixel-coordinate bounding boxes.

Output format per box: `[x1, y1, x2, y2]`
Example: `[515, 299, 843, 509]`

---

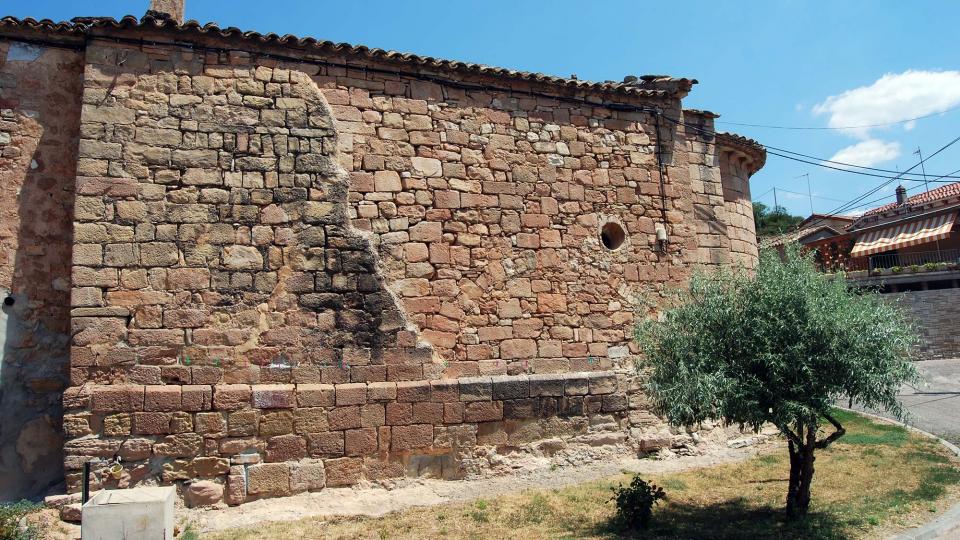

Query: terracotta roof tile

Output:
[0, 15, 697, 99]
[863, 182, 960, 217]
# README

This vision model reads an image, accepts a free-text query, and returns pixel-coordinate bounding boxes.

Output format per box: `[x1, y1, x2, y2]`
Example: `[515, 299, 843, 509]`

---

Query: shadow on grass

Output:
[585, 498, 849, 540]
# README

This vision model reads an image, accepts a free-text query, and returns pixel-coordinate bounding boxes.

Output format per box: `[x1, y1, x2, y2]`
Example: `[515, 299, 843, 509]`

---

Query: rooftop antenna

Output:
[914, 147, 930, 193]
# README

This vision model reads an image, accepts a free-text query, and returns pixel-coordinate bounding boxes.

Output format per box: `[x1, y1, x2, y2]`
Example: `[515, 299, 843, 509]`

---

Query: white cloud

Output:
[813, 70, 960, 139]
[827, 139, 901, 167]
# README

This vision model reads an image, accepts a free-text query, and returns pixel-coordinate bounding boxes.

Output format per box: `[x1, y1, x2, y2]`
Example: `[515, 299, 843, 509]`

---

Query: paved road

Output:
[854, 358, 960, 441]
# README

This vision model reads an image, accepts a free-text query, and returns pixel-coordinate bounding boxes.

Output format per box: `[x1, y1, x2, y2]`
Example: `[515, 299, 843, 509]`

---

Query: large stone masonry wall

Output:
[320, 69, 709, 374]
[0, 19, 762, 504]
[64, 40, 441, 495]
[0, 41, 82, 501]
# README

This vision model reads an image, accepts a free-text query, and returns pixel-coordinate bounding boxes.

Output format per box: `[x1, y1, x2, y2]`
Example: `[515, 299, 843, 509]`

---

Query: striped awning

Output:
[850, 212, 957, 257]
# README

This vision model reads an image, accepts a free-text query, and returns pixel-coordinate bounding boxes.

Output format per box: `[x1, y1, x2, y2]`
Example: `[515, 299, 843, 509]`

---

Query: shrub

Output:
[609, 475, 666, 530]
[922, 262, 939, 271]
[891, 266, 902, 274]
[0, 500, 40, 540]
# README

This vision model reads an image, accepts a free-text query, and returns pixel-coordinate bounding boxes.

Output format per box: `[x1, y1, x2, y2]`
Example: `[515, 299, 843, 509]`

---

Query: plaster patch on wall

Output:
[6, 43, 44, 62]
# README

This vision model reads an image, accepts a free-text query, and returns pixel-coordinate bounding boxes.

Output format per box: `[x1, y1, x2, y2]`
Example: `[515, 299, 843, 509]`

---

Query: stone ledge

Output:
[74, 371, 620, 412]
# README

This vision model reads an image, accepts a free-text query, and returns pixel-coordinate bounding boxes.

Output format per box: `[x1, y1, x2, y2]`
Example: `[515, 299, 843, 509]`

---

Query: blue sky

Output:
[6, 0, 960, 217]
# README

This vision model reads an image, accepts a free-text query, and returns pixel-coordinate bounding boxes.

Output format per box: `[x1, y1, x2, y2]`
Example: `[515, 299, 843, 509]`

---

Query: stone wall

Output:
[0, 40, 82, 501]
[684, 113, 762, 270]
[889, 288, 960, 360]
[0, 16, 764, 504]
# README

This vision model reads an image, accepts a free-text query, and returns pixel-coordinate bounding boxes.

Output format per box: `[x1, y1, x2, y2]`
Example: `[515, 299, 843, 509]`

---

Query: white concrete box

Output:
[81, 486, 176, 540]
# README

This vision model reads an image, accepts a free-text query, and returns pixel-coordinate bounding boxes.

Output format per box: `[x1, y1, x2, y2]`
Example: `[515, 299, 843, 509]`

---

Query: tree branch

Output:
[815, 413, 846, 449]
[774, 421, 803, 446]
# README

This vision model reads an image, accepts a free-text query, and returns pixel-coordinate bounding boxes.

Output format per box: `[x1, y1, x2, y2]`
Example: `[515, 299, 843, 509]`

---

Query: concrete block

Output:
[81, 486, 175, 540]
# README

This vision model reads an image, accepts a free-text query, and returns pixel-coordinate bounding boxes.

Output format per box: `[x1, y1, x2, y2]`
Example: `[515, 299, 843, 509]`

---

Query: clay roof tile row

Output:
[0, 15, 697, 99]
[863, 181, 960, 217]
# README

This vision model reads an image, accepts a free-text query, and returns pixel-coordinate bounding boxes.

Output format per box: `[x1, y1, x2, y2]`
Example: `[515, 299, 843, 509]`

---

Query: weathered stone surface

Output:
[247, 463, 291, 497]
[184, 480, 224, 507]
[33, 19, 760, 508]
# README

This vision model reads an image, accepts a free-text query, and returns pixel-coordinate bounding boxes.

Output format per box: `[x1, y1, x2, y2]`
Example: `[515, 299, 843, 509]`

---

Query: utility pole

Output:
[914, 147, 930, 193]
[914, 147, 941, 258]
[773, 187, 778, 211]
[795, 173, 813, 214]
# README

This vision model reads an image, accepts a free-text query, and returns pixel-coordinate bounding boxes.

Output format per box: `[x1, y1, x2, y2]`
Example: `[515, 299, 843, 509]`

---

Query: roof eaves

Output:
[0, 15, 697, 100]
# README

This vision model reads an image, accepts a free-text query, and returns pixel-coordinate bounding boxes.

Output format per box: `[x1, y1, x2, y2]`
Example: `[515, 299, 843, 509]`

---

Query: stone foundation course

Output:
[65, 371, 661, 505]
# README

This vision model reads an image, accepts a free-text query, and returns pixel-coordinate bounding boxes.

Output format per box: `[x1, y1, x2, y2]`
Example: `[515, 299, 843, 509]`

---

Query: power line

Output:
[795, 134, 960, 231]
[845, 167, 960, 211]
[761, 145, 960, 179]
[777, 188, 848, 203]
[716, 104, 960, 131]
[664, 115, 960, 181]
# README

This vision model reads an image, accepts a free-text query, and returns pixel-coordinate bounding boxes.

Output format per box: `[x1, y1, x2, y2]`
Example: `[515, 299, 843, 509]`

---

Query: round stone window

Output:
[600, 222, 626, 251]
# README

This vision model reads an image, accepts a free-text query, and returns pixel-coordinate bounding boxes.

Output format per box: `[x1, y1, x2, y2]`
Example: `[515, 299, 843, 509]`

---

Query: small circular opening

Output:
[3, 296, 14, 307]
[600, 222, 626, 251]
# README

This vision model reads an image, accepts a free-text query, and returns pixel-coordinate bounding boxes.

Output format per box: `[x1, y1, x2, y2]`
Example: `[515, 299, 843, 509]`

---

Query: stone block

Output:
[336, 383, 367, 406]
[396, 380, 431, 402]
[213, 385, 251, 410]
[367, 382, 397, 402]
[563, 373, 590, 395]
[143, 385, 182, 412]
[391, 424, 434, 451]
[225, 473, 246, 505]
[443, 402, 464, 424]
[184, 481, 223, 508]
[529, 374, 564, 397]
[412, 402, 443, 424]
[324, 457, 362, 487]
[294, 408, 328, 434]
[308, 432, 344, 458]
[589, 372, 618, 395]
[458, 376, 492, 402]
[246, 463, 291, 497]
[385, 402, 413, 425]
[344, 428, 378, 456]
[491, 375, 528, 400]
[601, 393, 629, 412]
[90, 385, 144, 412]
[266, 434, 307, 462]
[360, 404, 386, 427]
[259, 410, 294, 437]
[327, 406, 361, 431]
[464, 401, 504, 423]
[252, 384, 295, 408]
[297, 384, 336, 407]
[430, 380, 459, 402]
[182, 385, 213, 411]
[132, 412, 171, 435]
[503, 399, 538, 419]
[290, 460, 326, 493]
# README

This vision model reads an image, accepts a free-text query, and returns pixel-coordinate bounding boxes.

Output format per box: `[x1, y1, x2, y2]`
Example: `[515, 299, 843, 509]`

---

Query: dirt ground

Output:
[185, 431, 780, 534]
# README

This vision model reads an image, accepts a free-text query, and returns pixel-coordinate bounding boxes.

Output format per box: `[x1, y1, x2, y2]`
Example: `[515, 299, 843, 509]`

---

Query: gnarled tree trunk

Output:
[785, 416, 844, 519]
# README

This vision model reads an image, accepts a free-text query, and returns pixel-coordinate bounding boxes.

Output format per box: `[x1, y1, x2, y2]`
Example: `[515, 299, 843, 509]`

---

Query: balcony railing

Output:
[867, 248, 960, 273]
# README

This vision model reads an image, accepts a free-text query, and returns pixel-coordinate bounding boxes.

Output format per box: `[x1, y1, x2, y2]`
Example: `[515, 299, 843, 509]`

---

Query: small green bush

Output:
[922, 262, 939, 271]
[610, 476, 666, 530]
[0, 500, 40, 540]
[891, 266, 903, 274]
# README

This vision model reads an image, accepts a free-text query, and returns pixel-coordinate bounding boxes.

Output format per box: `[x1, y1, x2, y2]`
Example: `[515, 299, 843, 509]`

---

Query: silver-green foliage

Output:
[636, 245, 919, 436]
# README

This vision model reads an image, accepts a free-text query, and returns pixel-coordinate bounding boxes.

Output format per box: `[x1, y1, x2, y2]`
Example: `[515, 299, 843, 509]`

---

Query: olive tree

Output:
[635, 245, 919, 518]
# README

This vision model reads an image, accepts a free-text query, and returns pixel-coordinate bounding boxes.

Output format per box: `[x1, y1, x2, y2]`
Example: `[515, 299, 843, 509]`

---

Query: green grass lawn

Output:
[207, 409, 960, 540]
